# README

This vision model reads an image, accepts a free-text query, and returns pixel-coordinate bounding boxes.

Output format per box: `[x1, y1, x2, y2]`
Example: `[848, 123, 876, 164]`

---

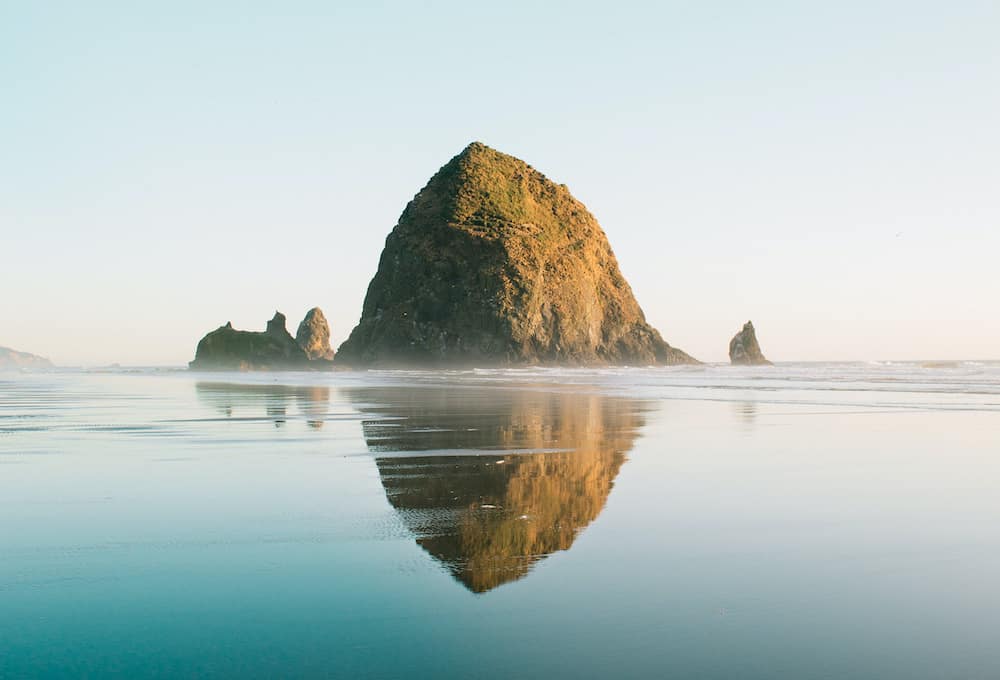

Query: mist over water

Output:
[2, 365, 999, 678]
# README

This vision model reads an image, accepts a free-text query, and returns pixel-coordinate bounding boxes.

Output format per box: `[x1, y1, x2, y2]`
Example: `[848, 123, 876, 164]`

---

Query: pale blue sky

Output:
[3, 1, 998, 365]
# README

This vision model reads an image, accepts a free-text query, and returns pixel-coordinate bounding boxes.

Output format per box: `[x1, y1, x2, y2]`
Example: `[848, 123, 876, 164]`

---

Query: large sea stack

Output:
[729, 320, 772, 365]
[190, 312, 310, 370]
[336, 142, 696, 366]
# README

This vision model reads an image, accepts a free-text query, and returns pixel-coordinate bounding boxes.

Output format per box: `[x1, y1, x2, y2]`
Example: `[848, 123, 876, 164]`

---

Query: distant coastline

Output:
[0, 346, 52, 371]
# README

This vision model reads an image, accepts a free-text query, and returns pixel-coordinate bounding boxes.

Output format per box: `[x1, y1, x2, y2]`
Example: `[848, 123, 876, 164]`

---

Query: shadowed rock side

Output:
[296, 307, 335, 360]
[190, 312, 310, 370]
[348, 386, 646, 592]
[0, 346, 53, 370]
[729, 320, 772, 366]
[336, 142, 697, 367]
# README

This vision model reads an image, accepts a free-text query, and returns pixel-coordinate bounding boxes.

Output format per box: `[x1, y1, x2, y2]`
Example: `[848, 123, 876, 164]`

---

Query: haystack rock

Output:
[729, 321, 772, 366]
[336, 142, 697, 366]
[190, 312, 309, 370]
[0, 346, 53, 370]
[296, 307, 335, 360]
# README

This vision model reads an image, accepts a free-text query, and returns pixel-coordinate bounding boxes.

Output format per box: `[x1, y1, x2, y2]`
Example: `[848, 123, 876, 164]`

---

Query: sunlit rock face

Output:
[336, 142, 696, 367]
[296, 307, 335, 360]
[349, 386, 647, 592]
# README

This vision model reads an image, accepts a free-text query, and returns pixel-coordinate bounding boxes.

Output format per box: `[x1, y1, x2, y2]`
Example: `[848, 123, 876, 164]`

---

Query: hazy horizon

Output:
[4, 2, 998, 365]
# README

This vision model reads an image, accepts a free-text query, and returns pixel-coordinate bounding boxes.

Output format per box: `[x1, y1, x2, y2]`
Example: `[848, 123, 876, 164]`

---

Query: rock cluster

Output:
[336, 142, 696, 367]
[191, 311, 313, 370]
[729, 320, 772, 365]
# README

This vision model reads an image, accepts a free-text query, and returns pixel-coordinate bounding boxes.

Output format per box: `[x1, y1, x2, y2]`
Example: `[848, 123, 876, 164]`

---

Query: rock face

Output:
[336, 142, 696, 366]
[729, 321, 772, 365]
[0, 346, 53, 370]
[190, 312, 310, 370]
[296, 307, 335, 360]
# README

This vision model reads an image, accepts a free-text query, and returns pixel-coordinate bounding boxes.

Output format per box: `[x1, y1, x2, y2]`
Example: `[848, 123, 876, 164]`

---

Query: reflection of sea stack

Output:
[336, 142, 696, 367]
[349, 386, 646, 592]
[729, 321, 772, 366]
[195, 382, 331, 429]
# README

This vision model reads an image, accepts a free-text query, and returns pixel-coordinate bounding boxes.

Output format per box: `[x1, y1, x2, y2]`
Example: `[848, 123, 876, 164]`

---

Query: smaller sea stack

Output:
[296, 307, 335, 360]
[729, 321, 772, 366]
[190, 311, 310, 370]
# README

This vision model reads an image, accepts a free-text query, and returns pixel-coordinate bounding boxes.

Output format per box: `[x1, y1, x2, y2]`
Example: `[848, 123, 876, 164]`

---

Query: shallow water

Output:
[2, 364, 999, 678]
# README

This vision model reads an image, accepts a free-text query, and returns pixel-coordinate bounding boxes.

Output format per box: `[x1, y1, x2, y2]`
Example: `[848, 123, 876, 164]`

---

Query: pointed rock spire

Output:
[296, 307, 334, 360]
[729, 321, 772, 365]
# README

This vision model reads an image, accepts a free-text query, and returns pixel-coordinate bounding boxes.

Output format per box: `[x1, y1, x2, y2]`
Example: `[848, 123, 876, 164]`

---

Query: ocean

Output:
[2, 363, 998, 678]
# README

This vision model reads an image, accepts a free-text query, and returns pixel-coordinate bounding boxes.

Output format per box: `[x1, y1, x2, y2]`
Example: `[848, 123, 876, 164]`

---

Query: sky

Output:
[2, 1, 998, 365]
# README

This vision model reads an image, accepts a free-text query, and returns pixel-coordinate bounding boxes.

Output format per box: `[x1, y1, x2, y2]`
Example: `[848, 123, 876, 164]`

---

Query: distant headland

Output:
[0, 346, 53, 371]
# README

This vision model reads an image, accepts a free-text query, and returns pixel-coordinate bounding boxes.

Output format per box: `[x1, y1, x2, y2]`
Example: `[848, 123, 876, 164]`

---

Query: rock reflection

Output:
[734, 401, 758, 429]
[348, 386, 647, 593]
[195, 382, 331, 429]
